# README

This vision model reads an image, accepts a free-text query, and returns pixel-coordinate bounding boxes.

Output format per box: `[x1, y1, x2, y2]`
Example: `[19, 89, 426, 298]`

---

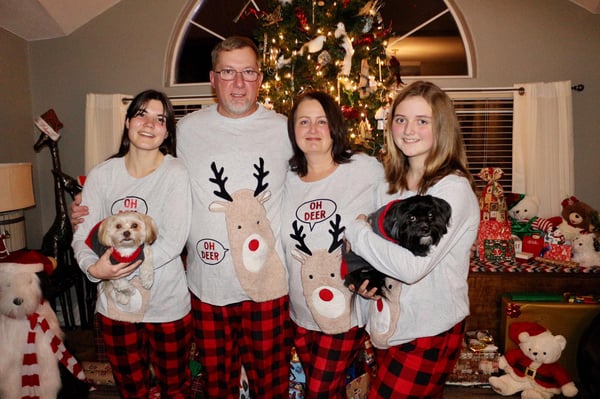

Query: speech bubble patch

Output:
[197, 239, 229, 265]
[296, 199, 337, 231]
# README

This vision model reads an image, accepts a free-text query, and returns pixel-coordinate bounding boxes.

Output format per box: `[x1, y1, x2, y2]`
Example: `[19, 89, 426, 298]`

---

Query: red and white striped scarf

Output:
[22, 312, 86, 399]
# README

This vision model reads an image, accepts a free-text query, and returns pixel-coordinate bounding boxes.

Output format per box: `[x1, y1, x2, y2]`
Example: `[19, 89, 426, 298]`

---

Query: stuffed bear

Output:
[505, 193, 562, 239]
[558, 196, 599, 241]
[571, 232, 600, 267]
[0, 262, 86, 399]
[489, 321, 578, 399]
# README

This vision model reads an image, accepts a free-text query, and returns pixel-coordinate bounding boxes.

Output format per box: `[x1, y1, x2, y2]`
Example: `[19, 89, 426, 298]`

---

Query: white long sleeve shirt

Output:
[72, 155, 192, 322]
[177, 104, 293, 305]
[345, 174, 479, 347]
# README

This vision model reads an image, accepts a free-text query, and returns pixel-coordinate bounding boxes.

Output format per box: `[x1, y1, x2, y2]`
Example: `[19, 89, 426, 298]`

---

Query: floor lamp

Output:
[0, 163, 36, 258]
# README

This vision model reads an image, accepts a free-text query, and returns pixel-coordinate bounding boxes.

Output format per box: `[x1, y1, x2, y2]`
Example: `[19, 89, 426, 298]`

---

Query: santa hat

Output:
[509, 321, 548, 343]
[505, 192, 525, 211]
[0, 251, 57, 275]
[34, 109, 63, 141]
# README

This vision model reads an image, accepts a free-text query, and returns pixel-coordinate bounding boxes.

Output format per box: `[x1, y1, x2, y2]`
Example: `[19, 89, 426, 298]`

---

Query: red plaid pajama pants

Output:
[293, 324, 367, 398]
[191, 294, 293, 399]
[98, 313, 192, 399]
[369, 320, 465, 399]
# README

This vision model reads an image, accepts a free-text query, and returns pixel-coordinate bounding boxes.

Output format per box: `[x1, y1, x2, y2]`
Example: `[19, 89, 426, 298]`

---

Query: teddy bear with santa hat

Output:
[489, 321, 578, 399]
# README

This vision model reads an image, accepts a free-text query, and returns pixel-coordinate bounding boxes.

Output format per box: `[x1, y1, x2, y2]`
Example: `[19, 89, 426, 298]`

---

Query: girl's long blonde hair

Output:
[383, 81, 474, 194]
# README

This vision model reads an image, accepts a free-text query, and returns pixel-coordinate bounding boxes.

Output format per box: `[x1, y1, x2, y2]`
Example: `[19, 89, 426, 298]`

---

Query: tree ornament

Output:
[261, 5, 283, 26]
[301, 35, 326, 54]
[277, 54, 292, 69]
[356, 33, 374, 46]
[335, 22, 354, 76]
[317, 50, 331, 66]
[358, 58, 376, 99]
[295, 6, 307, 28]
[342, 105, 360, 120]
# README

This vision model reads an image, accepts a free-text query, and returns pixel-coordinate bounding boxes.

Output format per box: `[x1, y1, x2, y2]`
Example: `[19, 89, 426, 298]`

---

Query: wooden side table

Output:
[466, 257, 600, 341]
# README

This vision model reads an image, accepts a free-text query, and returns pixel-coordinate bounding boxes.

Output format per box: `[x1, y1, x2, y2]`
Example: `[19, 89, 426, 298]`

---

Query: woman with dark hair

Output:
[281, 90, 384, 397]
[112, 89, 178, 158]
[72, 89, 192, 398]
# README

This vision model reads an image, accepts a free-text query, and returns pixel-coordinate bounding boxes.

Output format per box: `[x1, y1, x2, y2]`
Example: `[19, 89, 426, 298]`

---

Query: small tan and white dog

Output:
[95, 211, 158, 305]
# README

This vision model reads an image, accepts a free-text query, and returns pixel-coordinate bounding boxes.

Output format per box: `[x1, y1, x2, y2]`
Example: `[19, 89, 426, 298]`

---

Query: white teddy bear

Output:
[506, 194, 561, 239]
[0, 262, 85, 399]
[571, 232, 600, 267]
[489, 321, 578, 399]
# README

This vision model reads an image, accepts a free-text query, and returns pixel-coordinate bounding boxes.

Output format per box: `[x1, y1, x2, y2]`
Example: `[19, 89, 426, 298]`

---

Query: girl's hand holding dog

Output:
[344, 227, 380, 300]
[88, 248, 141, 280]
[347, 279, 381, 300]
[356, 214, 368, 222]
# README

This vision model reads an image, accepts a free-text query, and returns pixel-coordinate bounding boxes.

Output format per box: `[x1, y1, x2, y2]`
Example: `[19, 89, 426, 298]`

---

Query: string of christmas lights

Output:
[252, 0, 405, 156]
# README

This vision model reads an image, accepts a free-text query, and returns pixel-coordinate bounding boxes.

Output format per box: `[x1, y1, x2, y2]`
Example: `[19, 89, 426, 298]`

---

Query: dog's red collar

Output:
[111, 245, 144, 263]
[376, 199, 402, 244]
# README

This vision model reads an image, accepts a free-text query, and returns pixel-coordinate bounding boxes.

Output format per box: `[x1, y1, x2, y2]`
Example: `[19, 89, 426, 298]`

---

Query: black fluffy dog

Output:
[344, 195, 452, 296]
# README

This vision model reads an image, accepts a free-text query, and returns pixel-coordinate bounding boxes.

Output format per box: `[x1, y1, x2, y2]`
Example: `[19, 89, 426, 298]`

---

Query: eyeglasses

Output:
[214, 68, 260, 82]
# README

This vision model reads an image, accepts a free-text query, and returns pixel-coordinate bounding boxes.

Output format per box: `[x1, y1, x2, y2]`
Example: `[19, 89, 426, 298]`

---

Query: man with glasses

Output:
[177, 36, 293, 398]
[70, 36, 292, 398]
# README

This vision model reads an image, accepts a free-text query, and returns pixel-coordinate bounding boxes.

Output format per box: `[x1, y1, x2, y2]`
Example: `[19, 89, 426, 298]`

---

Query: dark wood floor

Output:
[85, 385, 506, 399]
[64, 328, 592, 399]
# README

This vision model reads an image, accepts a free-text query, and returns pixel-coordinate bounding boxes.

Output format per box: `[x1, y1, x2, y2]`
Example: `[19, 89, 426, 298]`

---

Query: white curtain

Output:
[512, 81, 574, 218]
[84, 93, 130, 173]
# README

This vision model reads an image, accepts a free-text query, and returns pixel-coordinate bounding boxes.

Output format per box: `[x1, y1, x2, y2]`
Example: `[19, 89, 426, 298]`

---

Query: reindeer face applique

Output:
[368, 277, 402, 349]
[290, 214, 352, 334]
[208, 158, 288, 302]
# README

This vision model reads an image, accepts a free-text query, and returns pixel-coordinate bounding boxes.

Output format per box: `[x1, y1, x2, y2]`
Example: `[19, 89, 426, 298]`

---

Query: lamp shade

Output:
[0, 163, 35, 212]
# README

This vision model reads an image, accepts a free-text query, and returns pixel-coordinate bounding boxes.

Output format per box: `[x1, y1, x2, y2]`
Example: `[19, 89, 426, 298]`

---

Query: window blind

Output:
[451, 94, 513, 194]
[171, 97, 216, 121]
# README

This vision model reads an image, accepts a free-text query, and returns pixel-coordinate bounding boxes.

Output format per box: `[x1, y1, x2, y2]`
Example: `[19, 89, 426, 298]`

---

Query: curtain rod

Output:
[122, 84, 584, 103]
[444, 84, 584, 95]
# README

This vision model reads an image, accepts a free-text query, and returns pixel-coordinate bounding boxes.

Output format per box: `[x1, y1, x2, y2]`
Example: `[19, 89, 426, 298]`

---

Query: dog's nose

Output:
[123, 231, 130, 238]
[13, 297, 23, 306]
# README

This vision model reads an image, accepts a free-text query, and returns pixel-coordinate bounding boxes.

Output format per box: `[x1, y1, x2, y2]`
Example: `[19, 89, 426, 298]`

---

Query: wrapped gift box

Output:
[478, 220, 514, 261]
[483, 239, 515, 262]
[522, 234, 544, 257]
[289, 347, 306, 398]
[447, 330, 500, 386]
[346, 373, 370, 399]
[541, 243, 572, 262]
[500, 295, 600, 382]
[81, 361, 115, 386]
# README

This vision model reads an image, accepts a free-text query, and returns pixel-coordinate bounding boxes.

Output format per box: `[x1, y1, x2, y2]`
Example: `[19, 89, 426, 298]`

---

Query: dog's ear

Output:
[141, 214, 158, 244]
[382, 201, 409, 242]
[432, 197, 452, 226]
[97, 217, 112, 246]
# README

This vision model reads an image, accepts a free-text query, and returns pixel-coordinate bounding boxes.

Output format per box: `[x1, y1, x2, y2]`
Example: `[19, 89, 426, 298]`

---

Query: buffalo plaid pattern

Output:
[369, 321, 465, 399]
[98, 313, 192, 399]
[191, 294, 292, 399]
[293, 324, 367, 398]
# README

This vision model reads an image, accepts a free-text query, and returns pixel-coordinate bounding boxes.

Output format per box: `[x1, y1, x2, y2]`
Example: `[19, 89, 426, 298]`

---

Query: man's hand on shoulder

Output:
[70, 192, 89, 230]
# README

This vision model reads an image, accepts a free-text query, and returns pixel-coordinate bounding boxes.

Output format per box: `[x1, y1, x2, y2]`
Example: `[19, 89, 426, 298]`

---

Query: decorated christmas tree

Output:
[253, 0, 402, 155]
